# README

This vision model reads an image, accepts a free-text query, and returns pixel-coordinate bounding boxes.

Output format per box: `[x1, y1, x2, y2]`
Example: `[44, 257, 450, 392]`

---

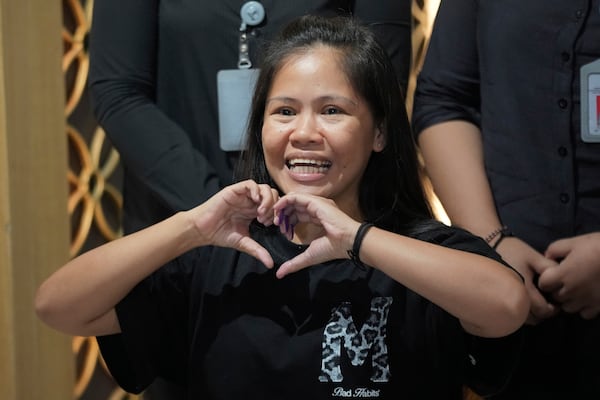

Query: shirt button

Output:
[560, 193, 570, 204]
[558, 146, 568, 157]
[561, 52, 570, 62]
[575, 9, 584, 19]
[558, 98, 568, 109]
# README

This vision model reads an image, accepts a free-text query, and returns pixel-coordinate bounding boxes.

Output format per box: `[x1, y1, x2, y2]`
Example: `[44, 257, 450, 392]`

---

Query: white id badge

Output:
[580, 59, 600, 143]
[217, 68, 260, 151]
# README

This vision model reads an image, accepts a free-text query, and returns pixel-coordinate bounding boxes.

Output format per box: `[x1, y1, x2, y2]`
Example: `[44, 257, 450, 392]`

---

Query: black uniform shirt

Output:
[412, 0, 600, 252]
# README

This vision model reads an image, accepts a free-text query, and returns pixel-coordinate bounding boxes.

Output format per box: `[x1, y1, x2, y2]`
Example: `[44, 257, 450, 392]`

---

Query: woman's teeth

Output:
[287, 158, 332, 173]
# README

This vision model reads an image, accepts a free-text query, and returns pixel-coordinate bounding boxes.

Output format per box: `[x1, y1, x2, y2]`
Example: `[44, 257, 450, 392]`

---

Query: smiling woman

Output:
[35, 15, 528, 400]
[260, 46, 382, 219]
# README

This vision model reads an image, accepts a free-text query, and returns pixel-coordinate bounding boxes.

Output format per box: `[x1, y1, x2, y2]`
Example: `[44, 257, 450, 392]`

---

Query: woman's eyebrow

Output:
[319, 95, 358, 107]
[266, 96, 297, 104]
[266, 95, 358, 107]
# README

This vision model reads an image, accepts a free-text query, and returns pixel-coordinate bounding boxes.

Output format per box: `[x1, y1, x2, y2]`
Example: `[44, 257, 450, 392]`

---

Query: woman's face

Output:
[262, 46, 383, 218]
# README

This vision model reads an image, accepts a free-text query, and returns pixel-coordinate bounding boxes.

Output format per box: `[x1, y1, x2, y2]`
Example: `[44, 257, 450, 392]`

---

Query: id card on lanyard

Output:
[581, 59, 600, 142]
[217, 1, 264, 151]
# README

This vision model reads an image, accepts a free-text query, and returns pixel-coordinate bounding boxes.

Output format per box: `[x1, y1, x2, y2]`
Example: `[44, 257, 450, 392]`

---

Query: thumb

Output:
[537, 265, 562, 293]
[276, 245, 329, 279]
[276, 251, 315, 279]
[237, 237, 274, 269]
[545, 237, 571, 260]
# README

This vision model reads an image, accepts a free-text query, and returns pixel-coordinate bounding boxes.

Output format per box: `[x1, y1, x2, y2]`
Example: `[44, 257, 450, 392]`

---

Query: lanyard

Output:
[238, 1, 265, 69]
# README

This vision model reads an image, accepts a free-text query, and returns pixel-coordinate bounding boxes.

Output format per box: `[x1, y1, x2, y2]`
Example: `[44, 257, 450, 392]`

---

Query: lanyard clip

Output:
[237, 1, 265, 69]
[237, 30, 252, 69]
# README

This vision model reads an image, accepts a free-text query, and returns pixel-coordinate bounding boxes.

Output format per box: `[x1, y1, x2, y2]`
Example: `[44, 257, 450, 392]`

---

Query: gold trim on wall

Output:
[63, 0, 131, 398]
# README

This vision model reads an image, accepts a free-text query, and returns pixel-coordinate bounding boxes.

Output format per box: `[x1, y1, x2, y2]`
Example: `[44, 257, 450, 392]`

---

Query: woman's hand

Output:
[189, 180, 280, 268]
[272, 192, 360, 278]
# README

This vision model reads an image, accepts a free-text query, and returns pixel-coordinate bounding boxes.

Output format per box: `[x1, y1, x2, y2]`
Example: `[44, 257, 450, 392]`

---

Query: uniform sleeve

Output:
[411, 0, 481, 136]
[88, 0, 221, 212]
[353, 0, 412, 95]
[96, 251, 202, 393]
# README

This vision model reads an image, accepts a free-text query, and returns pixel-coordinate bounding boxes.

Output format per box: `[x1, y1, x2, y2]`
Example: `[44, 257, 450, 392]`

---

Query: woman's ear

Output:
[372, 127, 386, 152]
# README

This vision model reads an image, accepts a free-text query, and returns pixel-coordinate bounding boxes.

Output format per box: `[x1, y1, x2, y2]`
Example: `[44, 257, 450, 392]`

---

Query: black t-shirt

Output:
[98, 222, 522, 399]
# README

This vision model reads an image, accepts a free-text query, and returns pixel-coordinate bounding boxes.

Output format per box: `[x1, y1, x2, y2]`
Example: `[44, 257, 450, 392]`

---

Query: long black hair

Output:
[236, 15, 433, 233]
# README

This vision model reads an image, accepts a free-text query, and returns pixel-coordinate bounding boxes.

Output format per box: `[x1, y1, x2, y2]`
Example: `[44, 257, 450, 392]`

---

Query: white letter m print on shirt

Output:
[318, 297, 392, 383]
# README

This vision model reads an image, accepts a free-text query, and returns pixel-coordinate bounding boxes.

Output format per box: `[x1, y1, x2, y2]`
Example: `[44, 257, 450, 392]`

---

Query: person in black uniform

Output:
[412, 0, 600, 398]
[40, 15, 529, 400]
[88, 0, 413, 235]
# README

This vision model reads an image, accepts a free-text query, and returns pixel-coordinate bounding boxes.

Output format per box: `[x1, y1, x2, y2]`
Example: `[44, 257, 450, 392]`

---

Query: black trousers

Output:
[491, 314, 600, 399]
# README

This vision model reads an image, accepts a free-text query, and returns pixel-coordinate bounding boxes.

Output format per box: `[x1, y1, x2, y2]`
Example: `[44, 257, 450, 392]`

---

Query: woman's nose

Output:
[290, 113, 322, 144]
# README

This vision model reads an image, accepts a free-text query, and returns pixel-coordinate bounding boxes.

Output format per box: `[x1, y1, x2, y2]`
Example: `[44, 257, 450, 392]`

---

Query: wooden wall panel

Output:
[0, 0, 73, 399]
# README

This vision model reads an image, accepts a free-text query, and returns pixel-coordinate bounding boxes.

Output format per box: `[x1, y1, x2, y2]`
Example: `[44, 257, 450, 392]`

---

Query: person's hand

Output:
[537, 232, 600, 320]
[272, 192, 360, 278]
[495, 236, 560, 324]
[189, 180, 279, 268]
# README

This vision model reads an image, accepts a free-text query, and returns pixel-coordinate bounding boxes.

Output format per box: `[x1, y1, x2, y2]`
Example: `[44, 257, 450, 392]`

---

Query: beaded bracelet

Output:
[484, 225, 508, 244]
[492, 229, 514, 249]
[484, 225, 513, 249]
[347, 222, 374, 270]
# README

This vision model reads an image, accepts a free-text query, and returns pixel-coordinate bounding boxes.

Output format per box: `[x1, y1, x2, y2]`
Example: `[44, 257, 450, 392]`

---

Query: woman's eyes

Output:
[270, 106, 344, 116]
[323, 106, 342, 115]
[273, 107, 295, 116]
